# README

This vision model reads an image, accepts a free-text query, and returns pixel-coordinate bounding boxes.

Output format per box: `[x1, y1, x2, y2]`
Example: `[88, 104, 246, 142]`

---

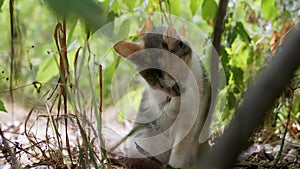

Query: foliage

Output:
[190, 0, 202, 16]
[201, 0, 217, 25]
[0, 100, 7, 112]
[0, 0, 4, 12]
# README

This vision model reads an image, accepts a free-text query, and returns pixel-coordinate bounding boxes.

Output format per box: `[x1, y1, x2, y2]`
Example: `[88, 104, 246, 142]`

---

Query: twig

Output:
[204, 0, 229, 142]
[9, 0, 15, 120]
[159, 0, 171, 26]
[109, 123, 146, 152]
[272, 87, 295, 165]
[0, 126, 20, 168]
[135, 142, 174, 169]
[212, 0, 229, 54]
[272, 102, 282, 127]
[99, 64, 111, 169]
[199, 0, 229, 161]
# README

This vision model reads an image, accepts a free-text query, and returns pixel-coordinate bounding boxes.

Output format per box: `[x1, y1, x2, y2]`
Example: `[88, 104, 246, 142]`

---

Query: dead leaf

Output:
[137, 17, 154, 37]
[270, 21, 295, 54]
[270, 31, 279, 54]
[180, 26, 188, 39]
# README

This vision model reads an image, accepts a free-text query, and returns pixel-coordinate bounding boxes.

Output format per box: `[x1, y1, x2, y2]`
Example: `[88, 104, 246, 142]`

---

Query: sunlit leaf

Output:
[261, 0, 276, 20]
[201, 0, 217, 25]
[232, 1, 246, 22]
[0, 100, 7, 113]
[190, 0, 202, 16]
[247, 46, 256, 65]
[170, 0, 180, 16]
[36, 56, 59, 83]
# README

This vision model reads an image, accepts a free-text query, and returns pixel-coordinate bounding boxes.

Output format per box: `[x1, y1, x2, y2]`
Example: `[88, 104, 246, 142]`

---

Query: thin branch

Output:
[202, 0, 229, 153]
[212, 0, 229, 54]
[9, 0, 15, 119]
[135, 142, 174, 169]
[210, 0, 229, 111]
[0, 127, 20, 168]
[272, 88, 294, 165]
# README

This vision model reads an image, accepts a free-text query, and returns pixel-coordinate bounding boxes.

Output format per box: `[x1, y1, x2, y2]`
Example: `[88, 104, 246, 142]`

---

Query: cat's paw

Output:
[119, 157, 165, 169]
[168, 156, 192, 169]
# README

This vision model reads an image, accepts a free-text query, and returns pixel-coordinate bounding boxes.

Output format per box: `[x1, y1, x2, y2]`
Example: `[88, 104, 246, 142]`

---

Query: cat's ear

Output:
[114, 41, 142, 59]
[163, 27, 181, 50]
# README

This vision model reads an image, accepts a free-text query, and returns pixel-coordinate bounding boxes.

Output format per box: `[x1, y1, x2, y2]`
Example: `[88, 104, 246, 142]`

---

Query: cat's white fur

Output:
[127, 54, 211, 168]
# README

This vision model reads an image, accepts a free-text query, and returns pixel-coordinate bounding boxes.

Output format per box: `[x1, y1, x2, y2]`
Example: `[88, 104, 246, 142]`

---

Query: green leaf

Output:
[123, 0, 136, 12]
[227, 91, 236, 110]
[170, 0, 180, 16]
[190, 0, 202, 16]
[232, 1, 246, 22]
[236, 22, 251, 43]
[0, 0, 4, 12]
[220, 49, 230, 84]
[109, 0, 120, 15]
[201, 0, 217, 24]
[67, 18, 79, 44]
[231, 66, 244, 87]
[0, 100, 7, 113]
[36, 56, 59, 83]
[228, 26, 238, 46]
[247, 46, 255, 65]
[117, 19, 131, 40]
[45, 0, 105, 30]
[261, 0, 276, 20]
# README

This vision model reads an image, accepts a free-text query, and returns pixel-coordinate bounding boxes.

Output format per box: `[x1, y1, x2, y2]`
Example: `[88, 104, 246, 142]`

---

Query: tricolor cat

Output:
[114, 26, 211, 168]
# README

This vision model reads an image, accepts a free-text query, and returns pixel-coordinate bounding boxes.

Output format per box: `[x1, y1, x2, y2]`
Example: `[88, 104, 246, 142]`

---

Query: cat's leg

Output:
[168, 132, 195, 168]
[125, 124, 172, 164]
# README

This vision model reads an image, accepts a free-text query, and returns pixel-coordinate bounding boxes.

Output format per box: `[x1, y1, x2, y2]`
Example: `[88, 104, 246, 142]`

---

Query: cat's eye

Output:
[178, 41, 184, 48]
[162, 42, 168, 49]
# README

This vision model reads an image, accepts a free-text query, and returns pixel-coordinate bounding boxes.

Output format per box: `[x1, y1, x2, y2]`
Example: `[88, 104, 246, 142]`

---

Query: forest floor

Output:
[0, 101, 300, 169]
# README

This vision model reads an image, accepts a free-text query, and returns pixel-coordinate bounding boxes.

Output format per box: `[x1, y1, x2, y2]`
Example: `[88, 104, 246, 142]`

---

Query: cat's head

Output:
[114, 26, 192, 97]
